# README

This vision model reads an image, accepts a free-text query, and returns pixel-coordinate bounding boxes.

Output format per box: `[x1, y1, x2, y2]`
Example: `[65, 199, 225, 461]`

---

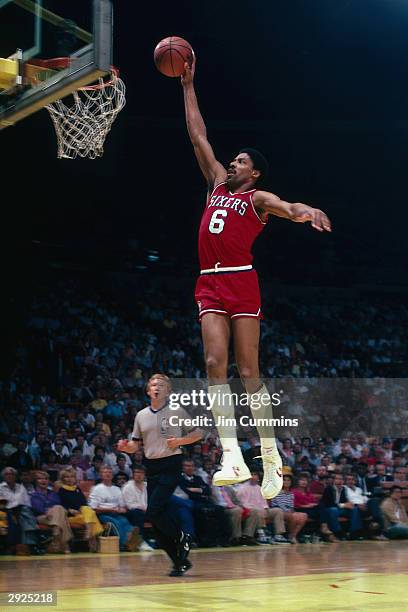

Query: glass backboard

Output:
[0, 0, 112, 128]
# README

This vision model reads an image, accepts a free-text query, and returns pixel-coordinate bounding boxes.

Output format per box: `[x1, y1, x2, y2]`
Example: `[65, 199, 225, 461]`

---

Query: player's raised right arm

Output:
[181, 56, 227, 187]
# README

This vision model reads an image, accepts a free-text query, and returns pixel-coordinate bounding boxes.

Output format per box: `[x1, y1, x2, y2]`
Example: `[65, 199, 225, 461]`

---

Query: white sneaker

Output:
[254, 448, 283, 499]
[212, 449, 251, 486]
[139, 540, 154, 552]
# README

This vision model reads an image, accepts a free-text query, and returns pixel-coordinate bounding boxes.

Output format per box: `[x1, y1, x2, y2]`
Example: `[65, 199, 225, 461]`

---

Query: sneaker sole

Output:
[261, 489, 282, 500]
[213, 472, 251, 486]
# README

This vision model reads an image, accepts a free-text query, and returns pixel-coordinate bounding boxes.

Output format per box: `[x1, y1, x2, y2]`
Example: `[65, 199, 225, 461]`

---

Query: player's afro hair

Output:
[239, 148, 269, 180]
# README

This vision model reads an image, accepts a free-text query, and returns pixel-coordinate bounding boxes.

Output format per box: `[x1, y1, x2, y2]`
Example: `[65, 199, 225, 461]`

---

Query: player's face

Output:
[226, 153, 259, 188]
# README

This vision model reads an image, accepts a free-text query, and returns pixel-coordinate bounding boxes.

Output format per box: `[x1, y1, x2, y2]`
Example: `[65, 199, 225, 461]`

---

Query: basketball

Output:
[154, 36, 193, 78]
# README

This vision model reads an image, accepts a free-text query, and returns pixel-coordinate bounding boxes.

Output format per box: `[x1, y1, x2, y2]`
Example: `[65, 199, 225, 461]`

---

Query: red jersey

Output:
[198, 182, 266, 270]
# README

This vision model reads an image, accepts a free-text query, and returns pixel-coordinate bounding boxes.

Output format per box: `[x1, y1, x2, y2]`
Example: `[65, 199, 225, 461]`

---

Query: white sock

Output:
[249, 383, 278, 452]
[208, 383, 240, 452]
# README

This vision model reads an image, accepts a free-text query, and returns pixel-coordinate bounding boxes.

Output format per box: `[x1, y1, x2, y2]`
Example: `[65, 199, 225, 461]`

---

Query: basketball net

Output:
[46, 67, 126, 159]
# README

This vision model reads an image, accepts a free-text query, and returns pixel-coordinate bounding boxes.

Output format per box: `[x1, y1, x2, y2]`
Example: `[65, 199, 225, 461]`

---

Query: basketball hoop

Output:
[45, 65, 126, 159]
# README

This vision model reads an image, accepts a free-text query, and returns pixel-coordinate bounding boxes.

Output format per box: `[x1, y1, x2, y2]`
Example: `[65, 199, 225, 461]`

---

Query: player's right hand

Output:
[181, 51, 196, 86]
[117, 439, 137, 454]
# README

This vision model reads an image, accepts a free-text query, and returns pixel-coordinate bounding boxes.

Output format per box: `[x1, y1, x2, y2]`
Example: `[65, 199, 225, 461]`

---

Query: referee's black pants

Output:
[145, 455, 183, 561]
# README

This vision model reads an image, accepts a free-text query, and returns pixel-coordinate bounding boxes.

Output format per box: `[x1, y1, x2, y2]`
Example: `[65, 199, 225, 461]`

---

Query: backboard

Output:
[0, 0, 113, 128]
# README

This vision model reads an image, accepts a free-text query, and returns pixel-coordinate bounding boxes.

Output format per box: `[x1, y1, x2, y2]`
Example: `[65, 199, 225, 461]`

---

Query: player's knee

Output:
[205, 354, 226, 377]
[238, 364, 258, 381]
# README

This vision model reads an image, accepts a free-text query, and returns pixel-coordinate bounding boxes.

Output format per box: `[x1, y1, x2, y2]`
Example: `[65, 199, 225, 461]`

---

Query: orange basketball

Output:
[154, 36, 193, 78]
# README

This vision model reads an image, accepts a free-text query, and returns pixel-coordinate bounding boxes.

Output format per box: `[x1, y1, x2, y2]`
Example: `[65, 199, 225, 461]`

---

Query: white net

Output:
[46, 69, 126, 159]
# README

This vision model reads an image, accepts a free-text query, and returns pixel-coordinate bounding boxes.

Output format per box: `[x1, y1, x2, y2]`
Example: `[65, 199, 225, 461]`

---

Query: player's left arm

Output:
[253, 190, 332, 232]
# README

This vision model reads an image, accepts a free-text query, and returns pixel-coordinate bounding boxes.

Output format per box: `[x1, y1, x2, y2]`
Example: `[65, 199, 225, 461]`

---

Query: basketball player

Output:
[180, 55, 331, 500]
[118, 374, 202, 576]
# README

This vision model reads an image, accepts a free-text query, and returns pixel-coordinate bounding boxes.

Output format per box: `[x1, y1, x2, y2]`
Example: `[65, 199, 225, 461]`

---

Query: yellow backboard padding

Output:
[0, 58, 18, 90]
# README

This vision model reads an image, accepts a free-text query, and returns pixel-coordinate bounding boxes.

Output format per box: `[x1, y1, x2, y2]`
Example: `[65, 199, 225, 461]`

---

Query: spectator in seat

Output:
[122, 465, 154, 551]
[344, 474, 386, 540]
[309, 466, 329, 499]
[41, 451, 64, 482]
[293, 474, 335, 541]
[8, 439, 34, 471]
[0, 467, 42, 554]
[179, 459, 230, 547]
[89, 391, 108, 413]
[1, 434, 19, 459]
[94, 412, 111, 437]
[321, 472, 363, 540]
[354, 463, 373, 496]
[86, 457, 104, 482]
[270, 474, 308, 543]
[113, 472, 129, 488]
[380, 486, 408, 539]
[382, 438, 394, 463]
[28, 432, 48, 468]
[195, 458, 215, 485]
[30, 471, 73, 554]
[307, 445, 322, 468]
[57, 467, 103, 552]
[280, 439, 295, 468]
[368, 463, 393, 495]
[52, 439, 70, 463]
[212, 484, 263, 546]
[237, 471, 288, 543]
[73, 434, 94, 462]
[20, 470, 35, 495]
[78, 407, 95, 430]
[104, 393, 126, 420]
[67, 450, 85, 482]
[113, 454, 133, 478]
[392, 468, 408, 486]
[88, 466, 141, 551]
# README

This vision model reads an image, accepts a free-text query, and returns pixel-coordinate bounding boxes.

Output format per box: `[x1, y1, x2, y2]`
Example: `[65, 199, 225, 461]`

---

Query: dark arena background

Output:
[1, 1, 408, 611]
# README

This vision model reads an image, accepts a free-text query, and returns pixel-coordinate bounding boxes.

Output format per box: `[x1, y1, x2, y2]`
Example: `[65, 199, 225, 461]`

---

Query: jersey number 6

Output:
[208, 209, 228, 234]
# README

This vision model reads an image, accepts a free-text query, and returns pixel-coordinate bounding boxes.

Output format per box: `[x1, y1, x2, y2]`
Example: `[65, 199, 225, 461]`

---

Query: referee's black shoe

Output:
[177, 531, 192, 565]
[168, 559, 192, 577]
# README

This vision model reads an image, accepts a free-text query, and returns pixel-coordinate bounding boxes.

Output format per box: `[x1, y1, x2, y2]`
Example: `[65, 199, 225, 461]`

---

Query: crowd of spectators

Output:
[0, 277, 408, 553]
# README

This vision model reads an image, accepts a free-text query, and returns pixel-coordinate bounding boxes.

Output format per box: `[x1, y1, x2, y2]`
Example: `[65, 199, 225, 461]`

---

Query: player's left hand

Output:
[167, 437, 180, 449]
[310, 208, 332, 232]
[292, 204, 331, 231]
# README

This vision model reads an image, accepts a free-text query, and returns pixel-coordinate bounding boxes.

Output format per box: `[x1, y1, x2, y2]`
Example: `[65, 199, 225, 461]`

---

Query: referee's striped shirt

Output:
[132, 403, 202, 460]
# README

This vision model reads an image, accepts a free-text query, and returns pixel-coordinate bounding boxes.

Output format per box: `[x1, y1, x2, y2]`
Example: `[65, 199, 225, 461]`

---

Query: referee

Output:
[118, 373, 203, 576]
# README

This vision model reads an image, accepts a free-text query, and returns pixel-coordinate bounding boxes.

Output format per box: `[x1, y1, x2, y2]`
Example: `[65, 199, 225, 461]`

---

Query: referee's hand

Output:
[117, 439, 138, 454]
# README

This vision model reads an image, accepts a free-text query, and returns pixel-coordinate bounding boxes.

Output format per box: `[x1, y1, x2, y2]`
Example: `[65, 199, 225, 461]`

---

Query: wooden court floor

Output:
[0, 541, 407, 611]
